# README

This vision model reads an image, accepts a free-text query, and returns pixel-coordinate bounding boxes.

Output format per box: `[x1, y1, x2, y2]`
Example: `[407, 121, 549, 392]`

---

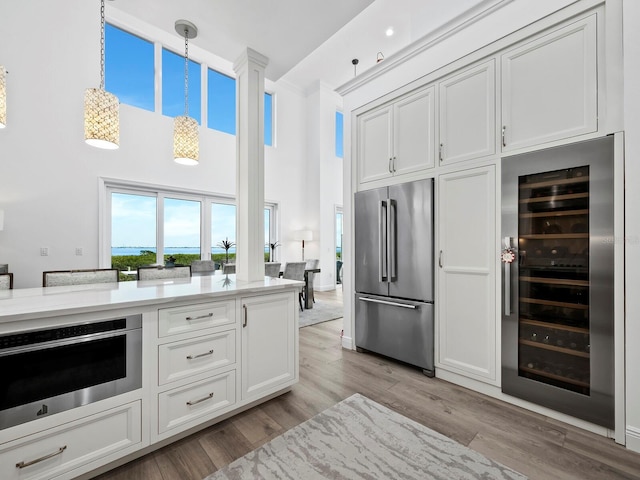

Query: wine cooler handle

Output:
[504, 261, 511, 316]
[502, 236, 516, 316]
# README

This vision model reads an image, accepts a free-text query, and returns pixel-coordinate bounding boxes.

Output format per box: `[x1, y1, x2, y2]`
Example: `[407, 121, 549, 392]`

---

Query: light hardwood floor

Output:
[95, 290, 640, 480]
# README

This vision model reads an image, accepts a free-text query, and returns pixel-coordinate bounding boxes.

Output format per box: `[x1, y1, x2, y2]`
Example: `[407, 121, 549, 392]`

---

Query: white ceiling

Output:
[109, 0, 489, 90]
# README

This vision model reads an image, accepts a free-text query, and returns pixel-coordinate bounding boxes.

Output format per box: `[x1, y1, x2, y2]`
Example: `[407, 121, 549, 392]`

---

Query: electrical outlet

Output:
[40, 247, 49, 256]
[75, 247, 83, 256]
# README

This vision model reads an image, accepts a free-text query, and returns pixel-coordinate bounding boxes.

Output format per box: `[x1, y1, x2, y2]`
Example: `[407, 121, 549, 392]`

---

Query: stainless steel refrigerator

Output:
[501, 135, 614, 428]
[354, 178, 434, 376]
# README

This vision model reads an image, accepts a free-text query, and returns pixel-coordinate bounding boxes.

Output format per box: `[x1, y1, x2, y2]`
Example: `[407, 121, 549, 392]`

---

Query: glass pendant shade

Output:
[174, 115, 199, 165]
[84, 87, 119, 149]
[0, 67, 6, 128]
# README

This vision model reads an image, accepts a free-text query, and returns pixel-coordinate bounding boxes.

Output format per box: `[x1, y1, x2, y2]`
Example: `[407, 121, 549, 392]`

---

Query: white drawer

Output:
[158, 299, 236, 337]
[0, 401, 141, 480]
[158, 371, 236, 434]
[158, 330, 236, 385]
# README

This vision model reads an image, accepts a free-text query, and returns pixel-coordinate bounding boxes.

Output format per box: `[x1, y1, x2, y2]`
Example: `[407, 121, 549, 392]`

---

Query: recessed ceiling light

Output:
[386, 27, 394, 37]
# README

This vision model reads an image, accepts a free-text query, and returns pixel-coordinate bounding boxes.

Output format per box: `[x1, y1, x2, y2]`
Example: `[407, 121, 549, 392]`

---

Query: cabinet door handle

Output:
[185, 313, 213, 321]
[186, 392, 214, 406]
[392, 156, 397, 172]
[243, 304, 248, 327]
[439, 143, 443, 162]
[502, 125, 507, 148]
[388, 157, 393, 173]
[186, 349, 214, 360]
[439, 250, 443, 268]
[16, 446, 67, 469]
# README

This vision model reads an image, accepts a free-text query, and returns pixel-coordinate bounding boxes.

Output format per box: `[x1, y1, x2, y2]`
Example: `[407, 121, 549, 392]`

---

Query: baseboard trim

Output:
[341, 334, 354, 350]
[626, 426, 640, 453]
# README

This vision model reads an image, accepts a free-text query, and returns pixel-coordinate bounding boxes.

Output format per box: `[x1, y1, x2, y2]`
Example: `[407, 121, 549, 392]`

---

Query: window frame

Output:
[100, 178, 278, 268]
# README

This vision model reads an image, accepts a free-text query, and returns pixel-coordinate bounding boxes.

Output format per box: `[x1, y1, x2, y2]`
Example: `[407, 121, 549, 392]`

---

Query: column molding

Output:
[233, 48, 269, 282]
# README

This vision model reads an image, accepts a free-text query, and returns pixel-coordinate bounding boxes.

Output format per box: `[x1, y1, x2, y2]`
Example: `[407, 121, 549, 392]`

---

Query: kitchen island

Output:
[0, 275, 303, 480]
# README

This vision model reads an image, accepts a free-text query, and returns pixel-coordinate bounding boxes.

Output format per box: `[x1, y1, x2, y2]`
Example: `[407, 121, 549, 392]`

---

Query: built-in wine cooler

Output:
[501, 136, 614, 429]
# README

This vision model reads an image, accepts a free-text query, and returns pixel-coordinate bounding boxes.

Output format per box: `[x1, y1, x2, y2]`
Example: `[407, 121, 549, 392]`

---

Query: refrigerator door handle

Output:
[388, 199, 397, 282]
[359, 296, 418, 309]
[379, 200, 388, 282]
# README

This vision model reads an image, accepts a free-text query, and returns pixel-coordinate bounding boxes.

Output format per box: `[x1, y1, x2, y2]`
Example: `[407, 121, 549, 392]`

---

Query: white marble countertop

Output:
[0, 275, 303, 324]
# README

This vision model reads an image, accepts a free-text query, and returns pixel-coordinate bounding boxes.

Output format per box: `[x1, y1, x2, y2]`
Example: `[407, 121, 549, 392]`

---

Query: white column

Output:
[233, 48, 268, 282]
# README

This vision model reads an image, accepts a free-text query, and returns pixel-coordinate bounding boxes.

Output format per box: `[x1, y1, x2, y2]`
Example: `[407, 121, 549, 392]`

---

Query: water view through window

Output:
[111, 192, 274, 275]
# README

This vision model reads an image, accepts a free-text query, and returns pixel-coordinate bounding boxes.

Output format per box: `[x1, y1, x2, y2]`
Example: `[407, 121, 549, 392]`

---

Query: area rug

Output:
[203, 393, 527, 480]
[298, 301, 343, 328]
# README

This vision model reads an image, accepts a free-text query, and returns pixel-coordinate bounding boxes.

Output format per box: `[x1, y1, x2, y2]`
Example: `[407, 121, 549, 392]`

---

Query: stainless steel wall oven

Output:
[0, 314, 142, 430]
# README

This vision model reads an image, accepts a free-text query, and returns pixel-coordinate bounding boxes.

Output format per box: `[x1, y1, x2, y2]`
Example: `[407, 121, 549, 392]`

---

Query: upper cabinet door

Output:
[358, 105, 393, 184]
[439, 60, 495, 165]
[393, 86, 435, 176]
[501, 14, 597, 152]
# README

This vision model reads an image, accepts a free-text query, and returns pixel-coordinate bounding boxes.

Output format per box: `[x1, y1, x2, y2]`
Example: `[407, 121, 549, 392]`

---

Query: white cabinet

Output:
[358, 86, 435, 184]
[439, 60, 495, 165]
[241, 292, 298, 401]
[158, 299, 235, 337]
[0, 402, 141, 480]
[501, 14, 597, 152]
[437, 165, 497, 384]
[158, 371, 235, 434]
[156, 298, 239, 438]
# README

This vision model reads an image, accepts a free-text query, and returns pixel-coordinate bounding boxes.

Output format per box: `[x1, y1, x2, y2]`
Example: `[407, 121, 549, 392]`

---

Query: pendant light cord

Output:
[184, 29, 189, 116]
[100, 0, 106, 90]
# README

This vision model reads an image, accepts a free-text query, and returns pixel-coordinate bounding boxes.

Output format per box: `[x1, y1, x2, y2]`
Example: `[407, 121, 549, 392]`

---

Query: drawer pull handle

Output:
[185, 313, 214, 321]
[186, 393, 214, 406]
[16, 446, 67, 469]
[186, 349, 214, 360]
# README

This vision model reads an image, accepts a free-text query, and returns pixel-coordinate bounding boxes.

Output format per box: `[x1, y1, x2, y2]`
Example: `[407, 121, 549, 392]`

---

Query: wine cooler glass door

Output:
[501, 136, 614, 429]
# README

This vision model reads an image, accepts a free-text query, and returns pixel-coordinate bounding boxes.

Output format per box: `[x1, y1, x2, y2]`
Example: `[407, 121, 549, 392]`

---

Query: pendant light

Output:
[0, 66, 6, 128]
[84, 0, 119, 149]
[173, 20, 199, 166]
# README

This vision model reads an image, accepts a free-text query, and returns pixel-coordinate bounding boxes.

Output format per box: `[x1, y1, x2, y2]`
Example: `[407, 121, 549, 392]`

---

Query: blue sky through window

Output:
[208, 69, 236, 135]
[105, 24, 154, 111]
[162, 49, 202, 124]
[335, 111, 344, 158]
[265, 93, 273, 146]
[106, 25, 274, 144]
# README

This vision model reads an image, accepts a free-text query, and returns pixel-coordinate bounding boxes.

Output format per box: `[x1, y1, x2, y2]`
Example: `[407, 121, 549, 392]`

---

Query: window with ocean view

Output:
[165, 197, 201, 260]
[106, 182, 277, 279]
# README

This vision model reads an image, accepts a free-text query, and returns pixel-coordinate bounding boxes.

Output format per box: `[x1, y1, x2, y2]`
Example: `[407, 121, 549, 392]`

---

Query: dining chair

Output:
[283, 262, 306, 310]
[0, 272, 13, 290]
[222, 264, 236, 274]
[304, 258, 320, 304]
[137, 265, 192, 281]
[190, 260, 217, 273]
[265, 262, 281, 278]
[43, 269, 119, 287]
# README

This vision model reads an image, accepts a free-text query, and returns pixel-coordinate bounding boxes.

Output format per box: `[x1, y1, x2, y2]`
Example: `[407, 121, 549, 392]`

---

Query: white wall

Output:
[0, 0, 311, 288]
[304, 82, 344, 290]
